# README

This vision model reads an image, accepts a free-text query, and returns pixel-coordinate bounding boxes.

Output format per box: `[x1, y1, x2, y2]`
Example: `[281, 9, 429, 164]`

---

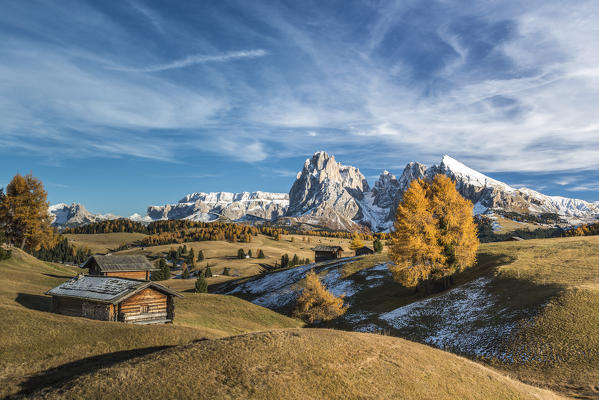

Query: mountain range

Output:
[50, 152, 599, 232]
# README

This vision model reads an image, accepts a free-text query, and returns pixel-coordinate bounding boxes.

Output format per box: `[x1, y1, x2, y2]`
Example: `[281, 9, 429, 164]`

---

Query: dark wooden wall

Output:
[51, 297, 114, 321]
[52, 296, 84, 317]
[314, 251, 341, 262]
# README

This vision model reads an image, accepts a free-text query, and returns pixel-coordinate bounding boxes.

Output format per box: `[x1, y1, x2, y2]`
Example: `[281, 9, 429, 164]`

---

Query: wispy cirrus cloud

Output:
[109, 49, 268, 72]
[2, 0, 599, 203]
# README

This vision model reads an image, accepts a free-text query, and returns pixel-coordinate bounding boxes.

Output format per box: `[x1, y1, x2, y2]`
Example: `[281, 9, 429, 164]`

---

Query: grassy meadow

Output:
[4, 232, 599, 398]
[25, 329, 563, 400]
[0, 248, 302, 398]
[112, 233, 362, 290]
[63, 232, 149, 253]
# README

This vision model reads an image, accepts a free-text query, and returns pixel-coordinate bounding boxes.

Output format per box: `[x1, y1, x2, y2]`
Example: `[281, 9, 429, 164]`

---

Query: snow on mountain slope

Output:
[142, 191, 289, 222]
[286, 151, 370, 231]
[427, 156, 599, 222]
[49, 203, 120, 229]
[219, 260, 540, 360]
[50, 152, 599, 231]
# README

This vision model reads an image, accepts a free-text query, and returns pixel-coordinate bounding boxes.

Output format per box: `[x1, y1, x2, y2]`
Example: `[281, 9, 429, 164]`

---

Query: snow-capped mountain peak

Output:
[49, 203, 120, 229]
[431, 155, 512, 191]
[50, 153, 599, 232]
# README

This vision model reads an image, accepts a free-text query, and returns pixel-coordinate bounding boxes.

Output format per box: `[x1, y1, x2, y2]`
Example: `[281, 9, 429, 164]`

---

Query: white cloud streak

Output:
[109, 49, 268, 72]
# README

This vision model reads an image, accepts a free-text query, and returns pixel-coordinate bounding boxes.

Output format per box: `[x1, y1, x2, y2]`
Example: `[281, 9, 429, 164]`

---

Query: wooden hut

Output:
[46, 275, 182, 324]
[83, 255, 157, 280]
[312, 245, 344, 262]
[355, 246, 374, 256]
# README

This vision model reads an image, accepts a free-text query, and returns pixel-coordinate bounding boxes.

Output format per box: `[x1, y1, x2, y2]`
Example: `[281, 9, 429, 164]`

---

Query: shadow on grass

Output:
[15, 293, 51, 312]
[9, 346, 173, 399]
[42, 273, 74, 279]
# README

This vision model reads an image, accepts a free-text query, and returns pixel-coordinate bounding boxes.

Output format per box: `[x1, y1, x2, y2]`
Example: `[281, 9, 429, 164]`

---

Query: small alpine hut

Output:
[355, 246, 374, 256]
[46, 275, 182, 324]
[83, 254, 157, 280]
[312, 245, 344, 262]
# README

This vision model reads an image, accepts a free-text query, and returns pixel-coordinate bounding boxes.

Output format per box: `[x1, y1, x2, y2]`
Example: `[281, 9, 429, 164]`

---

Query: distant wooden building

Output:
[355, 246, 374, 256]
[83, 255, 157, 280]
[312, 245, 344, 262]
[46, 275, 182, 324]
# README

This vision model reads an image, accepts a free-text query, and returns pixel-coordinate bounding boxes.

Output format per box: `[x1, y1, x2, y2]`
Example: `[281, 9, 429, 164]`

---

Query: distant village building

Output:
[355, 246, 374, 256]
[83, 255, 157, 280]
[46, 275, 182, 324]
[312, 245, 344, 262]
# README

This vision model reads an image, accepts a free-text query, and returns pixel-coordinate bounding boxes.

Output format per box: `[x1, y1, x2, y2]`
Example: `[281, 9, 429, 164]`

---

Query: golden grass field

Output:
[479, 236, 599, 398]
[0, 248, 302, 398]
[64, 232, 149, 253]
[108, 233, 364, 290]
[31, 329, 564, 400]
[5, 233, 599, 399]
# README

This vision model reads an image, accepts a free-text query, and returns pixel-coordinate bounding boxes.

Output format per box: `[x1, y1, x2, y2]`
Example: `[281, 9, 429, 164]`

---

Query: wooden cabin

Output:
[46, 275, 182, 324]
[312, 245, 344, 262]
[83, 255, 157, 280]
[355, 246, 374, 256]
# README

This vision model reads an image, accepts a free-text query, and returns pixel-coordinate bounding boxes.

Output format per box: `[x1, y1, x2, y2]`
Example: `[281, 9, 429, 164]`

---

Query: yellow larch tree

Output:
[388, 175, 478, 291]
[388, 179, 445, 288]
[293, 269, 348, 323]
[349, 233, 364, 250]
[429, 174, 479, 276]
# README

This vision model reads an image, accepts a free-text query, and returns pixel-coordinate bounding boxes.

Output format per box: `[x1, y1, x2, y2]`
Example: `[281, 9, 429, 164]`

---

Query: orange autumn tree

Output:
[293, 270, 348, 323]
[349, 233, 364, 250]
[0, 173, 54, 251]
[388, 175, 478, 292]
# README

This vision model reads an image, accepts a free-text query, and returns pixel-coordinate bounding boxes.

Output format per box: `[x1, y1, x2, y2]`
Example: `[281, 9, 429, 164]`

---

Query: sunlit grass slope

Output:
[0, 248, 302, 398]
[482, 236, 599, 398]
[31, 329, 564, 400]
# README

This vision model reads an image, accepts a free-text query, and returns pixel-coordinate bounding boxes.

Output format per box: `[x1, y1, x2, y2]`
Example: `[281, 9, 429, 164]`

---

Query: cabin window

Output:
[140, 305, 149, 313]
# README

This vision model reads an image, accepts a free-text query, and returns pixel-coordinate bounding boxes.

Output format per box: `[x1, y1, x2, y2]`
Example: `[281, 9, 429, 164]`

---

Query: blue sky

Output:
[1, 0, 599, 216]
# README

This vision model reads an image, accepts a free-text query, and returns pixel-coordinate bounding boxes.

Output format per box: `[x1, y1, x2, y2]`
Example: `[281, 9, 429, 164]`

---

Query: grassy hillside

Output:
[29, 329, 563, 400]
[0, 248, 302, 398]
[64, 232, 148, 253]
[481, 237, 599, 398]
[116, 233, 361, 286]
[219, 236, 599, 398]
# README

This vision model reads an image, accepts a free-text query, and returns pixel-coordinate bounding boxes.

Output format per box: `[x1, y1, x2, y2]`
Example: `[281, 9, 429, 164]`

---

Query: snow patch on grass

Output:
[378, 277, 521, 357]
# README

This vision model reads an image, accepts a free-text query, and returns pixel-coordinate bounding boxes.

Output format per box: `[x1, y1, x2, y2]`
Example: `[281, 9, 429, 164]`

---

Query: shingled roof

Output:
[82, 255, 157, 272]
[312, 245, 344, 252]
[46, 275, 182, 303]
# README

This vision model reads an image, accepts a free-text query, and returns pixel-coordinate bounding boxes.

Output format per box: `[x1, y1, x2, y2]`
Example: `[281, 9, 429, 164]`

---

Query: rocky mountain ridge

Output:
[133, 191, 289, 224]
[49, 203, 119, 229]
[50, 152, 599, 231]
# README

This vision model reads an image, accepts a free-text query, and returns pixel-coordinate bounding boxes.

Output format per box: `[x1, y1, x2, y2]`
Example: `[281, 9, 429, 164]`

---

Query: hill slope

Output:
[219, 236, 599, 398]
[0, 248, 302, 398]
[26, 329, 563, 400]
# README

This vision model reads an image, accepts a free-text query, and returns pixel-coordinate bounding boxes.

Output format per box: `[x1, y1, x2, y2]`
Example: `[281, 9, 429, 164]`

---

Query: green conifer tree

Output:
[195, 274, 208, 293]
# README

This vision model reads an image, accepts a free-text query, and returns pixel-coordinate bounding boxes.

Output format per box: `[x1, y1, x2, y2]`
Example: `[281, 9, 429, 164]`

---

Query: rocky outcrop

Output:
[423, 156, 599, 221]
[286, 151, 370, 231]
[51, 153, 599, 232]
[49, 203, 119, 229]
[141, 191, 289, 223]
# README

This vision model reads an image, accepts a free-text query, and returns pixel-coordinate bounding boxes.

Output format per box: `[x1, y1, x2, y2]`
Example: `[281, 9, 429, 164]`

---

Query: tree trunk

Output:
[20, 236, 26, 250]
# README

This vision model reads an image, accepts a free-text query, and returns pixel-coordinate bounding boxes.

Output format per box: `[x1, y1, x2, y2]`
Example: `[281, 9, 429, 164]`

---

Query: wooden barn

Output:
[83, 254, 157, 280]
[355, 246, 374, 256]
[46, 275, 182, 324]
[312, 245, 344, 262]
